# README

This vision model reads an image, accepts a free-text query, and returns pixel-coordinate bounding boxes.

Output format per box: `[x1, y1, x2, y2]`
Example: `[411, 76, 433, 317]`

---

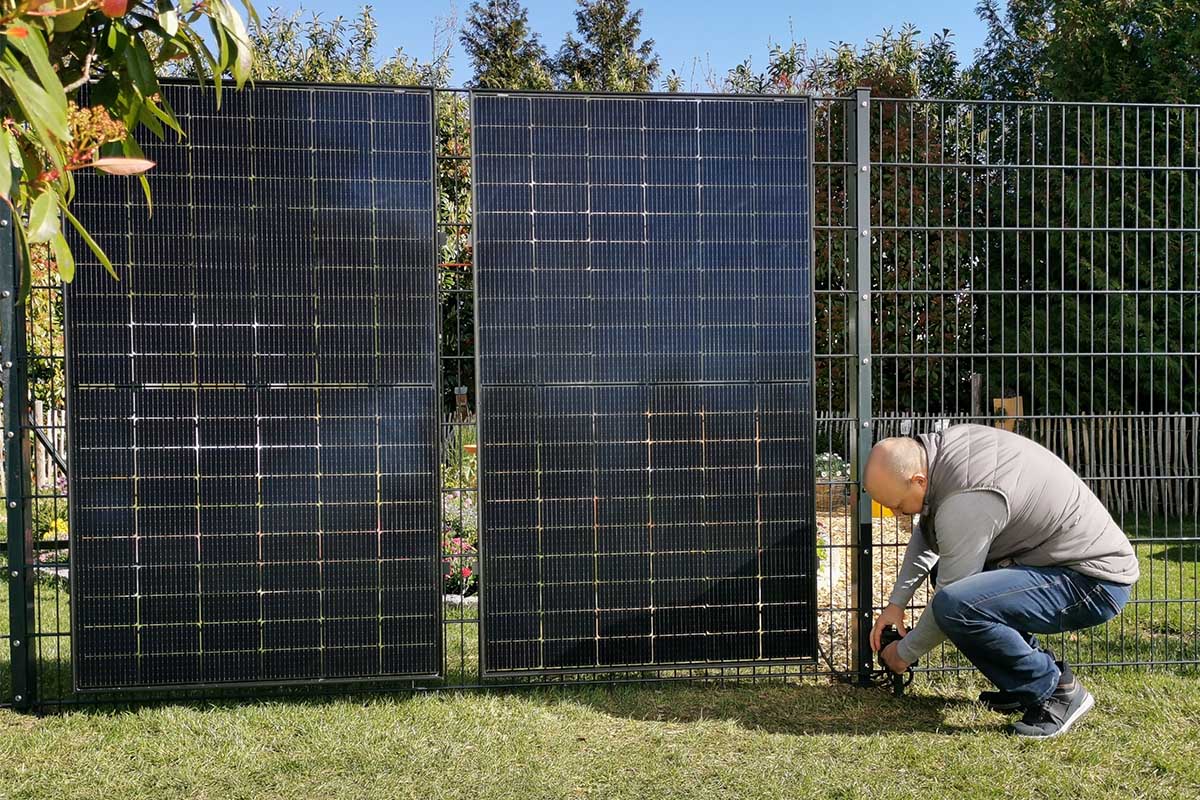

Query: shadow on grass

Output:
[510, 679, 986, 736]
[1152, 543, 1200, 563]
[23, 674, 989, 736]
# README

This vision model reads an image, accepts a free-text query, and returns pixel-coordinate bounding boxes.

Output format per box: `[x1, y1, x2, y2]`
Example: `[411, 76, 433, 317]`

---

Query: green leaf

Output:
[143, 96, 183, 137]
[61, 204, 117, 281]
[11, 215, 33, 304]
[123, 34, 159, 97]
[6, 24, 66, 106]
[49, 9, 87, 34]
[213, 2, 254, 86]
[0, 58, 69, 148]
[135, 100, 165, 139]
[106, 20, 129, 58]
[27, 188, 59, 243]
[50, 231, 74, 282]
[157, 3, 180, 37]
[121, 138, 154, 214]
[0, 128, 11, 199]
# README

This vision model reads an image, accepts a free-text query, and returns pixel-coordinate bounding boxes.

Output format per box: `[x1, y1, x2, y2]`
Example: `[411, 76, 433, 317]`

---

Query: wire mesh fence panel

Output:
[5, 90, 1199, 710]
[866, 98, 1200, 671]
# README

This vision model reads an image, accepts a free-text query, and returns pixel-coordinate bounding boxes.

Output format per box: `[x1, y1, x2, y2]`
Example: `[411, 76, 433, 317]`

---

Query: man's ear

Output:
[911, 473, 928, 491]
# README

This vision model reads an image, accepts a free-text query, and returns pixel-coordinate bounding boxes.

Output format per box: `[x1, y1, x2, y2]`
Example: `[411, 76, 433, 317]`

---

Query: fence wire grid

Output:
[2, 88, 1198, 709]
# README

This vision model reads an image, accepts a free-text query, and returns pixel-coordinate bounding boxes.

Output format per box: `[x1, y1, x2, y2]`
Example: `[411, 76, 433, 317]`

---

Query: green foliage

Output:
[461, 0, 553, 90]
[464, 0, 660, 91]
[957, 1, 1200, 413]
[0, 0, 255, 292]
[815, 452, 851, 482]
[972, 0, 1200, 103]
[553, 0, 659, 92]
[724, 24, 965, 98]
[441, 425, 478, 491]
[435, 90, 475, 413]
[244, 4, 450, 86]
[725, 39, 810, 95]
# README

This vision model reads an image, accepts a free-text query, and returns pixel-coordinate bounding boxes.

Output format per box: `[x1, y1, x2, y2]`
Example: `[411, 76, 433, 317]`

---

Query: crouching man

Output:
[865, 423, 1139, 739]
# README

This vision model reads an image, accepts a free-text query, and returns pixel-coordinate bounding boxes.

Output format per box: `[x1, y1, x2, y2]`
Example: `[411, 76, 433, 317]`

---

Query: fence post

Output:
[847, 88, 875, 686]
[1, 196, 35, 710]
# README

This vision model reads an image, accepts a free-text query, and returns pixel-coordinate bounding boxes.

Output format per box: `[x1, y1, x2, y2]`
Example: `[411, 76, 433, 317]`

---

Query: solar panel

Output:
[472, 92, 818, 675]
[65, 83, 442, 690]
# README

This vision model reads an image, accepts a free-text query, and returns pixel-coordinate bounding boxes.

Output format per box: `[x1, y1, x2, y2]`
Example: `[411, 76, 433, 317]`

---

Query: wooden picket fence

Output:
[818, 412, 1199, 516]
[29, 400, 67, 490]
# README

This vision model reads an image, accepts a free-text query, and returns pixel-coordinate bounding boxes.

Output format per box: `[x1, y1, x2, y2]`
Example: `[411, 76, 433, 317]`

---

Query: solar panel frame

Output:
[471, 89, 819, 677]
[64, 81, 445, 693]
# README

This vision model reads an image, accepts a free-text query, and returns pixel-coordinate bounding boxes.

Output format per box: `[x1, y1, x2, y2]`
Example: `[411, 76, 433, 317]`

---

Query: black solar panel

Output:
[65, 83, 442, 690]
[472, 92, 818, 675]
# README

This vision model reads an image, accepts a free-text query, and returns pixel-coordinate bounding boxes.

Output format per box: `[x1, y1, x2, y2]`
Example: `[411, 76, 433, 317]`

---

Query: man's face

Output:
[864, 460, 927, 516]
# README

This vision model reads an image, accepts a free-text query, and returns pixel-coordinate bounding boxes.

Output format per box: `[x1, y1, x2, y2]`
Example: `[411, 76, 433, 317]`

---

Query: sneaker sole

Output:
[1014, 690, 1095, 740]
[984, 700, 1025, 713]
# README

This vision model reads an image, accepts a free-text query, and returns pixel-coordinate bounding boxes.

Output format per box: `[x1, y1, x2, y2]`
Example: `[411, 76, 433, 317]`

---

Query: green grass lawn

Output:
[1, 671, 1198, 799]
[2, 518, 1198, 799]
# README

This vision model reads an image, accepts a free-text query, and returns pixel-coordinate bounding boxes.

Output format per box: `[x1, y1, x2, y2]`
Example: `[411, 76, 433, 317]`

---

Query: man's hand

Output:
[870, 602, 908, 653]
[880, 641, 911, 674]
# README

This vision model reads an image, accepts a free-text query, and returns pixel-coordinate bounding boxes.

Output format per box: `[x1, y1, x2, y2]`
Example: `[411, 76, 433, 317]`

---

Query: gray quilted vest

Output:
[917, 424, 1140, 584]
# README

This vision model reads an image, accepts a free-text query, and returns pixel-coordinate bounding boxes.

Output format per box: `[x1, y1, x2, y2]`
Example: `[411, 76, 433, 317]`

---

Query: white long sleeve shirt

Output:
[889, 489, 1010, 664]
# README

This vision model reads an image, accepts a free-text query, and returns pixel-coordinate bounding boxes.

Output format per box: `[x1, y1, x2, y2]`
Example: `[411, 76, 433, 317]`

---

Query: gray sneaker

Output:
[978, 689, 1025, 713]
[1008, 680, 1095, 739]
[980, 648, 1061, 713]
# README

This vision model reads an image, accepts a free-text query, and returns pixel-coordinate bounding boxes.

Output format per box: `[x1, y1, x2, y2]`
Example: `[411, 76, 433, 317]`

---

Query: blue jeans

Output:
[930, 565, 1132, 706]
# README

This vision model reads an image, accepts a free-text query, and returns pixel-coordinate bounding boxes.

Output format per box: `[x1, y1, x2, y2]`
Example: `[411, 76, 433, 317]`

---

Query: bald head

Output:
[864, 437, 929, 515]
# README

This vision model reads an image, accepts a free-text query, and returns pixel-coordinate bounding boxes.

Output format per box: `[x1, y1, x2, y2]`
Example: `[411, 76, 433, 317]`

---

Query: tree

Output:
[0, 0, 255, 289]
[972, 0, 1200, 103]
[969, 0, 1054, 100]
[246, 4, 449, 86]
[554, 0, 659, 92]
[461, 0, 552, 90]
[964, 0, 1200, 416]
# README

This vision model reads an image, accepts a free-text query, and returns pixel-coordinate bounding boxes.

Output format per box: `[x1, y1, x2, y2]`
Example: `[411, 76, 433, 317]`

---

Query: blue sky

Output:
[261, 1, 991, 88]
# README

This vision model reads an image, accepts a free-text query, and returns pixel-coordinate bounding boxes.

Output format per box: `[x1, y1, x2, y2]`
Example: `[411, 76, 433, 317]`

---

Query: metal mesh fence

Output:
[862, 97, 1200, 671]
[3, 89, 1197, 709]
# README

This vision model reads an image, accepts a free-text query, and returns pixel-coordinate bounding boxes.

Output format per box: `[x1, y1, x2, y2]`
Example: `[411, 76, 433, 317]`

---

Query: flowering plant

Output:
[442, 535, 477, 595]
[815, 452, 851, 482]
[441, 490, 478, 539]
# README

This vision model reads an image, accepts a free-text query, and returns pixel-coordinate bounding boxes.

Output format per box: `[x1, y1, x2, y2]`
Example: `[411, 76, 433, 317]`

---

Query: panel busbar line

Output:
[472, 92, 818, 676]
[64, 83, 442, 691]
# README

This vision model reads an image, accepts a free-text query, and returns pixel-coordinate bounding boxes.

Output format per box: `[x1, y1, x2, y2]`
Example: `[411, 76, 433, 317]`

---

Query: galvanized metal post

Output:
[2, 195, 35, 710]
[847, 88, 875, 686]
